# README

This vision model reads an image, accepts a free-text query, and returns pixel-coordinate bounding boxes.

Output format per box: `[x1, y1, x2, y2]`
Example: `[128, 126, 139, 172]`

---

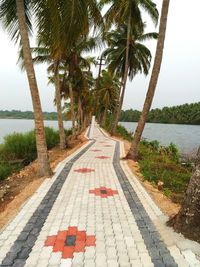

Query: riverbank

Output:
[0, 130, 88, 229]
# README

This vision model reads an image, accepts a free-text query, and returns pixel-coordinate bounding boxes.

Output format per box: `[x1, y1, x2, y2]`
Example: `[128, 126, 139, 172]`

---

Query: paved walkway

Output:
[0, 124, 199, 267]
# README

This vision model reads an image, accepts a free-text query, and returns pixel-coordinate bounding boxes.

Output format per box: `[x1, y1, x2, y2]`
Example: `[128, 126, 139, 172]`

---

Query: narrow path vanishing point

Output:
[0, 122, 199, 267]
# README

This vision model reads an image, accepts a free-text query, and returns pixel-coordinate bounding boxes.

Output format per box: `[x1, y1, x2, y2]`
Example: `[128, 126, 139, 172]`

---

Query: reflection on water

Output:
[119, 122, 200, 154]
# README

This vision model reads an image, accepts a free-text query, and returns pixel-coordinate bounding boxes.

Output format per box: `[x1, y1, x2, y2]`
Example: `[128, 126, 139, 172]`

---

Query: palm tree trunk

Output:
[126, 0, 170, 160]
[54, 61, 66, 149]
[69, 83, 76, 135]
[16, 0, 52, 176]
[168, 147, 200, 242]
[111, 15, 131, 135]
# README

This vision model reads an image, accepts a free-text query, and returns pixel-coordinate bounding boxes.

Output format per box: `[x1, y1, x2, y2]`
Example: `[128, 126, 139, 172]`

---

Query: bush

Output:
[0, 162, 22, 181]
[45, 127, 60, 149]
[138, 141, 191, 198]
[0, 163, 12, 181]
[2, 127, 60, 164]
[3, 131, 37, 162]
[116, 125, 133, 141]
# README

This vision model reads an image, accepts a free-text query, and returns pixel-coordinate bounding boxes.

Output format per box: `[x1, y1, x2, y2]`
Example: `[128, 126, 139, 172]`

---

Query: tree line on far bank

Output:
[120, 102, 200, 125]
[1, 101, 200, 125]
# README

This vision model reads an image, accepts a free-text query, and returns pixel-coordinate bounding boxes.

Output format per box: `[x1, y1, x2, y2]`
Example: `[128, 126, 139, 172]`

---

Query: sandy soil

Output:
[0, 133, 88, 230]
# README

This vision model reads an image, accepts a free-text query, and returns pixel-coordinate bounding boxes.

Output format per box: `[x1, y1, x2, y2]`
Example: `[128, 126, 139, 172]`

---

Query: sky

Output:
[0, 0, 200, 112]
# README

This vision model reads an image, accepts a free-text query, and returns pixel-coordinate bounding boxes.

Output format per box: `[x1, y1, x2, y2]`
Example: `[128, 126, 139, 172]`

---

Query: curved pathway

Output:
[0, 124, 199, 267]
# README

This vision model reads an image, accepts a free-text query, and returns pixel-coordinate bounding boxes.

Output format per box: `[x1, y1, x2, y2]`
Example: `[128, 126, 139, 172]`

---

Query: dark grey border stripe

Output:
[113, 142, 178, 267]
[1, 140, 95, 267]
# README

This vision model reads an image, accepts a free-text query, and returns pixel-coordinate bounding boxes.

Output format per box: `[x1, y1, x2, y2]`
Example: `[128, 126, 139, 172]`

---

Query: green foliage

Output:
[0, 163, 12, 181]
[138, 141, 191, 200]
[112, 127, 191, 202]
[116, 125, 133, 142]
[3, 131, 37, 162]
[119, 102, 200, 125]
[2, 127, 59, 163]
[0, 127, 61, 181]
[0, 162, 22, 181]
[44, 127, 60, 150]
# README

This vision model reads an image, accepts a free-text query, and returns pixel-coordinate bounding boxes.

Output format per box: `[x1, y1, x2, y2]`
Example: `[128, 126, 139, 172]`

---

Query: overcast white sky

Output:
[0, 0, 200, 112]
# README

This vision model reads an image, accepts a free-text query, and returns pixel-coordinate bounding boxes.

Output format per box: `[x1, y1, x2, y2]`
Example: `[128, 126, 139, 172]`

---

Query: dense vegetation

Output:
[0, 127, 72, 181]
[120, 102, 200, 125]
[111, 124, 192, 202]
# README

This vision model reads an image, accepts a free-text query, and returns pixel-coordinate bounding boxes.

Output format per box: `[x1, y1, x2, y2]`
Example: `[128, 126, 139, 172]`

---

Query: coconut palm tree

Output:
[126, 0, 170, 160]
[96, 70, 121, 126]
[101, 0, 158, 134]
[103, 25, 158, 134]
[0, 0, 52, 176]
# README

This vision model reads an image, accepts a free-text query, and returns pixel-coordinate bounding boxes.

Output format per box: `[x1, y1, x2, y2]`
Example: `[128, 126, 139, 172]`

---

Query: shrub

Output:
[0, 163, 12, 181]
[116, 125, 133, 141]
[45, 127, 59, 149]
[2, 127, 60, 163]
[3, 131, 37, 162]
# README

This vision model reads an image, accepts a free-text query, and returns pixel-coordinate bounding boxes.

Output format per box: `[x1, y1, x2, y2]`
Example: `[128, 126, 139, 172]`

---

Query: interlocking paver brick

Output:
[0, 123, 199, 267]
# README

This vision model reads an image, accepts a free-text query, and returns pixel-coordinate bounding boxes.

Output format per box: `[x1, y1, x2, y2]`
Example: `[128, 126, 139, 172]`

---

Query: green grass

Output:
[107, 124, 192, 202]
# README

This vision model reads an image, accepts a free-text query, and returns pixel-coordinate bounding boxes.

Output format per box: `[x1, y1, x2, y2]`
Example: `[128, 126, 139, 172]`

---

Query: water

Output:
[0, 119, 199, 155]
[0, 119, 72, 143]
[120, 122, 200, 155]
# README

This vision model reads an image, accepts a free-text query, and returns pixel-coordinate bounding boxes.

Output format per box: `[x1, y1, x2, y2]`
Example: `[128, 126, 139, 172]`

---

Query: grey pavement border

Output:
[113, 141, 178, 267]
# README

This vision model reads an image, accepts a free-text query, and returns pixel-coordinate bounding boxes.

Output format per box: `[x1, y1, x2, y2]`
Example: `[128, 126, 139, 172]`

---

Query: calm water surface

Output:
[0, 119, 199, 154]
[120, 122, 200, 155]
[0, 119, 72, 143]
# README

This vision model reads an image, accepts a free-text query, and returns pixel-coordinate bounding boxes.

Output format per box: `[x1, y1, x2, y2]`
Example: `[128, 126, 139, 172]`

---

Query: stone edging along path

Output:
[0, 123, 199, 267]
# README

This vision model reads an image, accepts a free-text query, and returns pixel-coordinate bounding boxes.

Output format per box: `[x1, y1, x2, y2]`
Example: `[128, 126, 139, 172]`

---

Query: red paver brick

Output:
[74, 241, 86, 252]
[86, 236, 96, 246]
[68, 227, 77, 235]
[96, 156, 110, 159]
[74, 168, 95, 173]
[89, 187, 118, 198]
[57, 231, 67, 240]
[45, 235, 57, 246]
[62, 246, 74, 259]
[53, 239, 65, 252]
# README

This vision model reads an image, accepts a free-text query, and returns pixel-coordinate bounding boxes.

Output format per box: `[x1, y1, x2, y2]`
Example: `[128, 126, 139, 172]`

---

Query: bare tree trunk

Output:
[69, 83, 76, 135]
[126, 0, 170, 160]
[16, 0, 52, 176]
[168, 147, 200, 242]
[111, 15, 131, 135]
[54, 61, 66, 149]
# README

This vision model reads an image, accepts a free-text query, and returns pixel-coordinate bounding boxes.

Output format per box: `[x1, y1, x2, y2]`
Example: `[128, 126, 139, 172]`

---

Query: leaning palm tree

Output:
[126, 0, 170, 160]
[28, 46, 67, 149]
[103, 25, 158, 134]
[0, 0, 52, 176]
